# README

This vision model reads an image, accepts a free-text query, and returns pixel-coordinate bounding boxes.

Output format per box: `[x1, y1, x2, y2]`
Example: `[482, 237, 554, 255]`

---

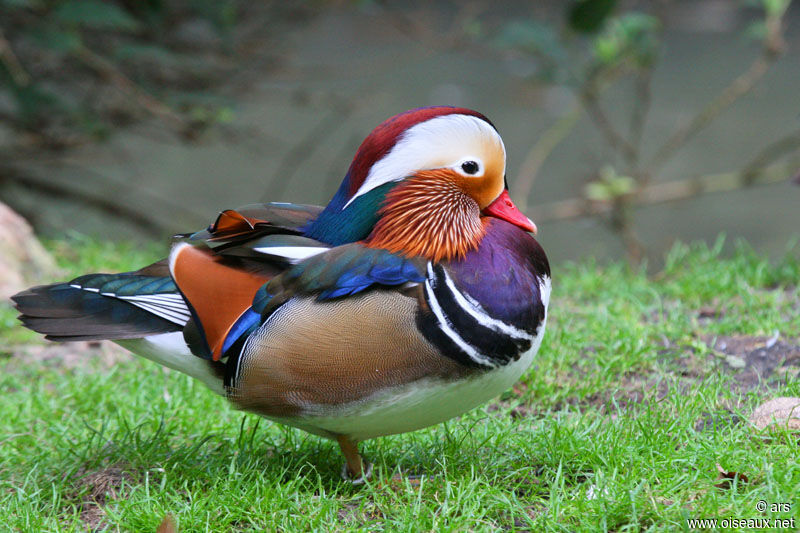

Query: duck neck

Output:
[303, 180, 396, 246]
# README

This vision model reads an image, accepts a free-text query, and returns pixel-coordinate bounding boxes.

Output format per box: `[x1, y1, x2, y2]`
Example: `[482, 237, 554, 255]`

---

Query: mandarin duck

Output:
[13, 106, 551, 482]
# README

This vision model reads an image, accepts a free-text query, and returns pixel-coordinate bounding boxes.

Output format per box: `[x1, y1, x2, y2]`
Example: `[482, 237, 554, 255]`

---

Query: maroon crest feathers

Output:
[346, 106, 494, 196]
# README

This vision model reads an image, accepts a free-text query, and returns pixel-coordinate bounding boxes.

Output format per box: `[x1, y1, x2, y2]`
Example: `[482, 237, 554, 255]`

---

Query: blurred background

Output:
[1, 0, 798, 266]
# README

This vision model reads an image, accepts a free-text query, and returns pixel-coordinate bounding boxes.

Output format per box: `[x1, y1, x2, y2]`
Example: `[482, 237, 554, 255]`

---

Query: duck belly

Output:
[277, 317, 545, 442]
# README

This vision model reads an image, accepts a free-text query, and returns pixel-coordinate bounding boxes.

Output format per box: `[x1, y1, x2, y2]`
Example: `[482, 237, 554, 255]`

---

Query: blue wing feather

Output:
[302, 246, 423, 301]
[224, 244, 424, 356]
[222, 308, 261, 354]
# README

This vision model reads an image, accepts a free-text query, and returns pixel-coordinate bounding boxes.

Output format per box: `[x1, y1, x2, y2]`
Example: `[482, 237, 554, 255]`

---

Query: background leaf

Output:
[0, 0, 38, 9]
[568, 0, 618, 34]
[28, 24, 82, 53]
[53, 0, 141, 32]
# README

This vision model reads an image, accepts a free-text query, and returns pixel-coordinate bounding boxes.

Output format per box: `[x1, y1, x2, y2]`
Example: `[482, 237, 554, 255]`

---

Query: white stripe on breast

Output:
[424, 263, 495, 368]
[436, 263, 536, 341]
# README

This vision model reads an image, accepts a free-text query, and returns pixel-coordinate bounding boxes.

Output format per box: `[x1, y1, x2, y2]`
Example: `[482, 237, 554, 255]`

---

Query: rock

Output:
[0, 202, 59, 300]
[749, 397, 800, 432]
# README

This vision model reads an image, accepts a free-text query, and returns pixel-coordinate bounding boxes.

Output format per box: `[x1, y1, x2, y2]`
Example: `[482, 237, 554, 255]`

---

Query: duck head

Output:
[304, 106, 535, 261]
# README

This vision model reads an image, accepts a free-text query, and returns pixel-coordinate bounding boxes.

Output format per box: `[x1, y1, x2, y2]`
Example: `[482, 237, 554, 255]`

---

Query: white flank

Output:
[116, 332, 225, 395]
[251, 246, 329, 263]
[344, 114, 505, 208]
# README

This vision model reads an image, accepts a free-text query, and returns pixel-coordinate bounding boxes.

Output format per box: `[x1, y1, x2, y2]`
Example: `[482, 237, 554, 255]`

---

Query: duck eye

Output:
[460, 160, 480, 175]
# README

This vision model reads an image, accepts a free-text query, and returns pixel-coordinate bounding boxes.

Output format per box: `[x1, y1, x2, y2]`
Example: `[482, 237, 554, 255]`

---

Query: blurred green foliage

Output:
[0, 0, 243, 145]
[568, 0, 618, 34]
[493, 0, 661, 85]
[489, 0, 793, 262]
[592, 13, 659, 66]
[584, 166, 635, 203]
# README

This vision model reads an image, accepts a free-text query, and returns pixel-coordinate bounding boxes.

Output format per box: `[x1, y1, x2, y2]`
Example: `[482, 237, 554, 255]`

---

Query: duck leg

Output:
[336, 435, 372, 483]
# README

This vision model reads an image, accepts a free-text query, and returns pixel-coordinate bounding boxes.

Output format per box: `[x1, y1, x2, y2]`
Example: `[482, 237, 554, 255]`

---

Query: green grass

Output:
[1, 236, 799, 531]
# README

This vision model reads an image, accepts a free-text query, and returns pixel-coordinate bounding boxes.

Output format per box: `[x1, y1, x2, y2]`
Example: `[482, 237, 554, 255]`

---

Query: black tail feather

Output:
[12, 282, 181, 342]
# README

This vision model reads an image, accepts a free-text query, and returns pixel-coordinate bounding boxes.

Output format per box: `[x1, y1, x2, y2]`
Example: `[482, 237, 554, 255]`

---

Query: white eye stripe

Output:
[344, 114, 504, 208]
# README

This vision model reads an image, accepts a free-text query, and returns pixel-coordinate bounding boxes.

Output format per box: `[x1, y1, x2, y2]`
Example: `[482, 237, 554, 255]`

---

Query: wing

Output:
[184, 202, 327, 265]
[252, 243, 426, 315]
[170, 208, 426, 367]
[14, 202, 325, 346]
[165, 202, 331, 360]
[173, 241, 424, 356]
[229, 290, 467, 420]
